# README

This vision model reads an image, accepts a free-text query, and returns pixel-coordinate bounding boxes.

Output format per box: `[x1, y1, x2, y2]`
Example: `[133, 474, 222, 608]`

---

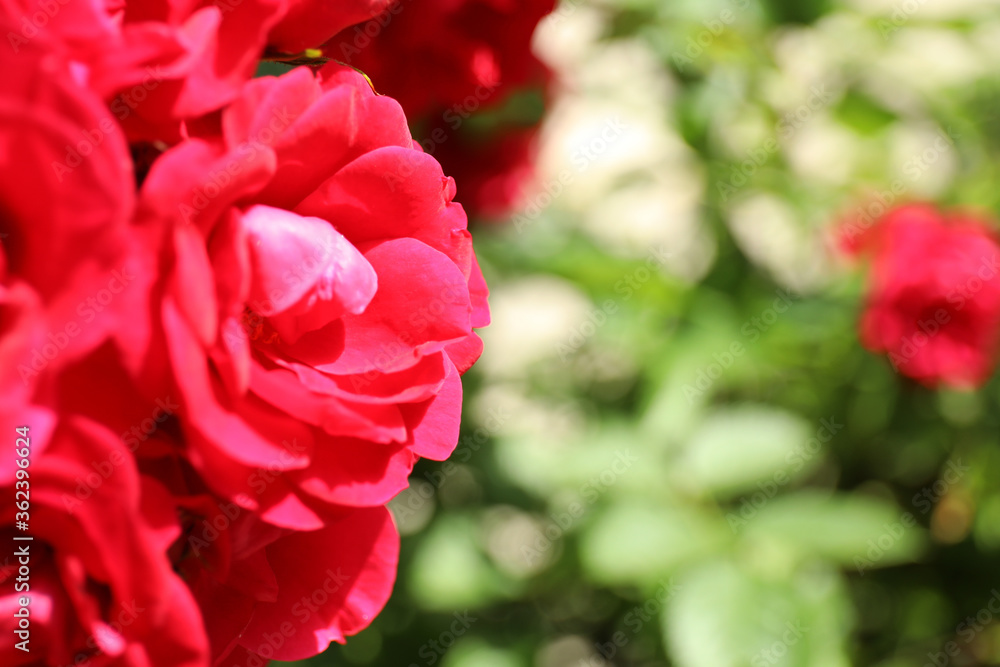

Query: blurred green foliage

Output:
[280, 0, 1000, 665]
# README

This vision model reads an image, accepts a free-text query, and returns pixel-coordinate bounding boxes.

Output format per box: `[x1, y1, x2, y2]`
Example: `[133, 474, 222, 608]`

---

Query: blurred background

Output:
[281, 0, 1000, 665]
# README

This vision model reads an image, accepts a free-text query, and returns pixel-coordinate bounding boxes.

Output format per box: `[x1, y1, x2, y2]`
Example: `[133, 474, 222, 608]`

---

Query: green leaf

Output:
[673, 405, 820, 498]
[408, 516, 511, 610]
[664, 558, 851, 667]
[443, 640, 524, 667]
[580, 502, 726, 586]
[739, 491, 927, 569]
[833, 90, 899, 136]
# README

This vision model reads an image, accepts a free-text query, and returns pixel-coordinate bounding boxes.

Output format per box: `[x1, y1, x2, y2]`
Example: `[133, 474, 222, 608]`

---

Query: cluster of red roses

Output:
[843, 204, 1000, 389]
[0, 0, 550, 664]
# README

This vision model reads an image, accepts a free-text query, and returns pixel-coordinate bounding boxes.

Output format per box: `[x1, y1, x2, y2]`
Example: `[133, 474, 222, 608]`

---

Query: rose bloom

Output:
[844, 203, 1000, 388]
[102, 62, 487, 662]
[128, 62, 488, 529]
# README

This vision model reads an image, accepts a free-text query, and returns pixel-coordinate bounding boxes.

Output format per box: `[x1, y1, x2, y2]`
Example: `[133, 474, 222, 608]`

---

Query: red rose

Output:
[846, 204, 1000, 388]
[129, 62, 488, 528]
[90, 55, 489, 657]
